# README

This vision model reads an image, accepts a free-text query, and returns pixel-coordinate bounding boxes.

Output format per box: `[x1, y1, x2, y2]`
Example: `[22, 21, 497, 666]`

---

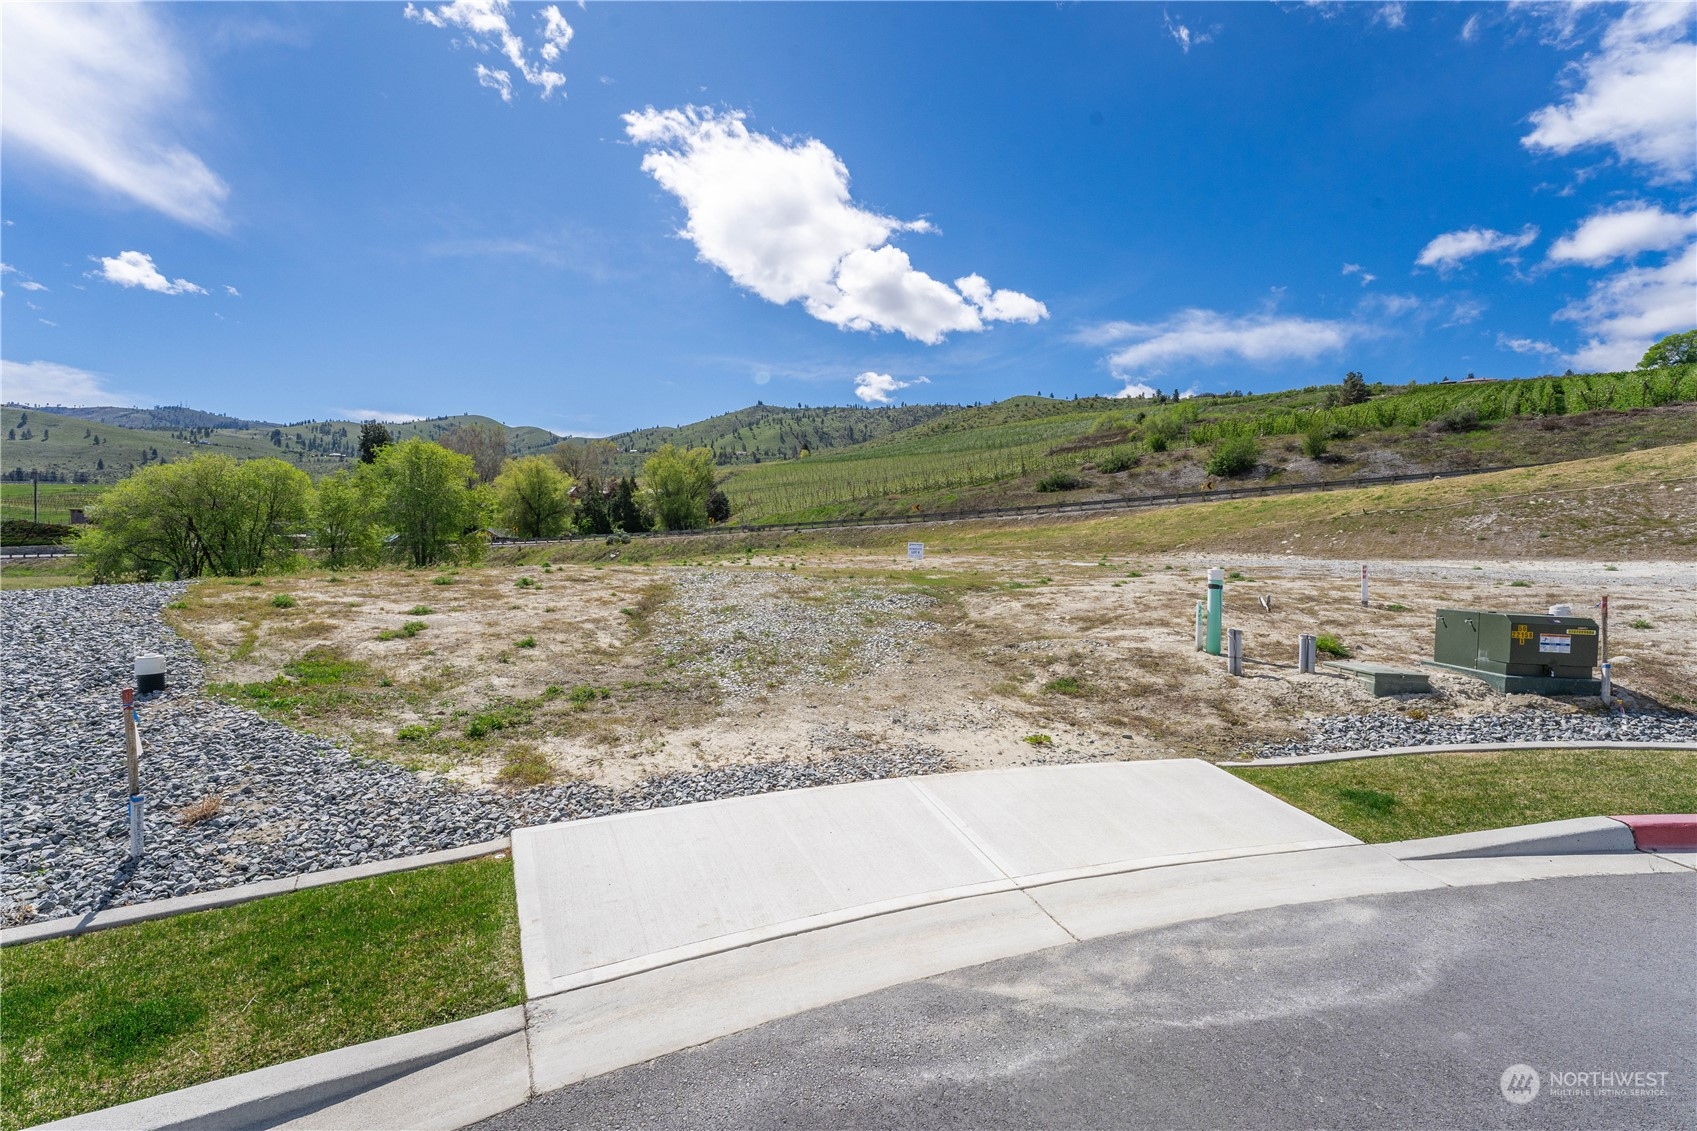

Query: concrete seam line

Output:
[1215, 741, 1697, 768]
[0, 837, 511, 949]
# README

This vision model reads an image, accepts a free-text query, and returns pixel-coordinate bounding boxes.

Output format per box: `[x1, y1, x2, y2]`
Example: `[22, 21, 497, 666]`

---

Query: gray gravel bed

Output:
[654, 570, 941, 703]
[1244, 708, 1697, 759]
[0, 583, 949, 926]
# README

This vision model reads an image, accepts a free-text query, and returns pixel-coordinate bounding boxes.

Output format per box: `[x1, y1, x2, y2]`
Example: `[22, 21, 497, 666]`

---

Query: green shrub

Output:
[409, 605, 433, 616]
[1315, 634, 1351, 659]
[1146, 433, 1169, 453]
[1022, 733, 1053, 746]
[1206, 435, 1260, 477]
[1096, 448, 1140, 473]
[515, 576, 538, 589]
[1041, 676, 1083, 696]
[377, 620, 427, 641]
[1301, 430, 1329, 459]
[270, 594, 296, 609]
[1035, 471, 1086, 492]
[1431, 406, 1481, 433]
[432, 575, 456, 586]
[396, 723, 440, 742]
[1630, 618, 1653, 630]
[514, 636, 537, 648]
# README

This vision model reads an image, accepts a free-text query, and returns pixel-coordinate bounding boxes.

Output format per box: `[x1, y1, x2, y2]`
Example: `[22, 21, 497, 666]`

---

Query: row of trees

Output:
[80, 438, 730, 580]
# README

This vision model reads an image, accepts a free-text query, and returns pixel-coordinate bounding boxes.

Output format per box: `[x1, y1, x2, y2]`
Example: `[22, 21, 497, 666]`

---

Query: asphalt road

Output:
[476, 874, 1696, 1131]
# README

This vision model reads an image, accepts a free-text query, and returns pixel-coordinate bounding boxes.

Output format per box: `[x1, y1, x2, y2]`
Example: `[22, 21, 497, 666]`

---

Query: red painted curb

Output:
[1610, 815, 1697, 852]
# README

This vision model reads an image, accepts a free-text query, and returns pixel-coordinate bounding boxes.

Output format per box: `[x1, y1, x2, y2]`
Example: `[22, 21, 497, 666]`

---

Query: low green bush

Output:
[1035, 471, 1086, 492]
[1206, 435, 1260, 478]
[1315, 634, 1351, 659]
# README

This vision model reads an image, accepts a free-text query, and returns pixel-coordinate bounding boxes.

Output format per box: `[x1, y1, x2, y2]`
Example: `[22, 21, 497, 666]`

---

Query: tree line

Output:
[79, 423, 728, 581]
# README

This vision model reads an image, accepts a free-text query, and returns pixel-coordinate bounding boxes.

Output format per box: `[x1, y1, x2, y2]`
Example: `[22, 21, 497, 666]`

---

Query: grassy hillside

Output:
[605, 402, 958, 469]
[30, 405, 268, 431]
[518, 440, 1697, 564]
[0, 408, 561, 483]
[716, 367, 1697, 522]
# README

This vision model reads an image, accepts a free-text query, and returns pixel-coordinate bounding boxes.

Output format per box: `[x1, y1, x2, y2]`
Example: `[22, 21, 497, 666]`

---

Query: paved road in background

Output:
[476, 874, 1695, 1131]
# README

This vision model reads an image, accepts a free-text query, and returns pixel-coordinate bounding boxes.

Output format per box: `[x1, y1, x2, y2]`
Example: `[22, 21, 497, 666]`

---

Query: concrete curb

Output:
[27, 809, 1693, 1131]
[1217, 740, 1697, 768]
[30, 1006, 527, 1130]
[1612, 814, 1697, 852]
[1377, 816, 1638, 860]
[1, 838, 511, 949]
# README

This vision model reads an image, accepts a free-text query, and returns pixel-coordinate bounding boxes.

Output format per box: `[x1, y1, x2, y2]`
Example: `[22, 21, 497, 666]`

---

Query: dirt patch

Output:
[167, 550, 1694, 792]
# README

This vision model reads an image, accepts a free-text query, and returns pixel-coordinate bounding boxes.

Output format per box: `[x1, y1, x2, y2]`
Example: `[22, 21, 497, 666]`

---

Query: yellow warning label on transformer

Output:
[1510, 624, 1534, 645]
[1568, 627, 1597, 635]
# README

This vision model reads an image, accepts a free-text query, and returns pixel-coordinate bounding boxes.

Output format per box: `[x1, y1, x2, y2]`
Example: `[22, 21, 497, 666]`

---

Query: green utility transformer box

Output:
[1427, 609, 1601, 695]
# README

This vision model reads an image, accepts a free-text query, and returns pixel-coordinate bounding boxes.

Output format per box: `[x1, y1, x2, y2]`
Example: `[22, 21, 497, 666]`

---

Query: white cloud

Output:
[223, 284, 241, 297]
[95, 251, 207, 295]
[1558, 239, 1697, 370]
[1163, 13, 1215, 53]
[1496, 334, 1562, 357]
[1460, 13, 1481, 42]
[0, 4, 230, 231]
[1522, 3, 1696, 182]
[1, 359, 141, 406]
[405, 0, 570, 100]
[337, 408, 427, 423]
[1341, 263, 1376, 286]
[1373, 3, 1406, 30]
[1414, 225, 1539, 272]
[18, 281, 48, 293]
[1546, 202, 1696, 266]
[1099, 309, 1358, 376]
[623, 106, 1047, 345]
[1112, 382, 1162, 400]
[852, 371, 928, 404]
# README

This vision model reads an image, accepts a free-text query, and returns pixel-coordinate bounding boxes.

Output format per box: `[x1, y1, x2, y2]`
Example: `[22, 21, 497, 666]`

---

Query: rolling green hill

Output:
[0, 408, 565, 483]
[714, 366, 1697, 522]
[603, 402, 958, 469]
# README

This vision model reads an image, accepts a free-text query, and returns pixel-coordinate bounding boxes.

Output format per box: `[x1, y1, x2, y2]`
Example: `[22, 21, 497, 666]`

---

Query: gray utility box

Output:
[1426, 609, 1601, 695]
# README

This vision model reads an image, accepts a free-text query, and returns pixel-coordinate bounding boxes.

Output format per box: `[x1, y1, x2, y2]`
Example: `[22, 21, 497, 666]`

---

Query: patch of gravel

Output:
[0, 583, 951, 926]
[653, 570, 942, 702]
[1244, 707, 1697, 760]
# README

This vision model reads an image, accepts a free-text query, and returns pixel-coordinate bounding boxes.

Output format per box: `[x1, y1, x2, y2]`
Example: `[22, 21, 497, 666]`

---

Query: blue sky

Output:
[2, 2, 1693, 435]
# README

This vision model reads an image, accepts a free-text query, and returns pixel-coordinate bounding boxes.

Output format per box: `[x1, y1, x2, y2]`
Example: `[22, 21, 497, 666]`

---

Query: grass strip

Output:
[1229, 748, 1697, 844]
[0, 856, 522, 1130]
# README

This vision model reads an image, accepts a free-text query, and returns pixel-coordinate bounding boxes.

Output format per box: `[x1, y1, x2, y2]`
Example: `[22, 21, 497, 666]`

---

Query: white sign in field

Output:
[907, 542, 924, 561]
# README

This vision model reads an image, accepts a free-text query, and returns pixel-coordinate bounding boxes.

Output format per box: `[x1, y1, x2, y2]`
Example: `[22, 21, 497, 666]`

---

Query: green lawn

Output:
[0, 557, 84, 590]
[1230, 748, 1697, 843]
[0, 856, 522, 1130]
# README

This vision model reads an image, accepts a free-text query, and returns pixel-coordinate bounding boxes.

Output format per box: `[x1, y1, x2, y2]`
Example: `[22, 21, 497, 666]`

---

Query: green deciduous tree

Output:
[640, 445, 715, 530]
[492, 456, 575, 539]
[1640, 329, 1697, 369]
[364, 438, 482, 567]
[80, 455, 312, 581]
[311, 469, 383, 569]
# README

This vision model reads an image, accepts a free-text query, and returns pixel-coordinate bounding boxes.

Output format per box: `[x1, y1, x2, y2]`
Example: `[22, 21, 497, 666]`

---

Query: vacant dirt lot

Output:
[166, 550, 1695, 791]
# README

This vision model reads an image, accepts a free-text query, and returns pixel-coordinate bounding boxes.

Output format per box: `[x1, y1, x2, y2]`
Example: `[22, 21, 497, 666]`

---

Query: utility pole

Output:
[32, 469, 40, 523]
